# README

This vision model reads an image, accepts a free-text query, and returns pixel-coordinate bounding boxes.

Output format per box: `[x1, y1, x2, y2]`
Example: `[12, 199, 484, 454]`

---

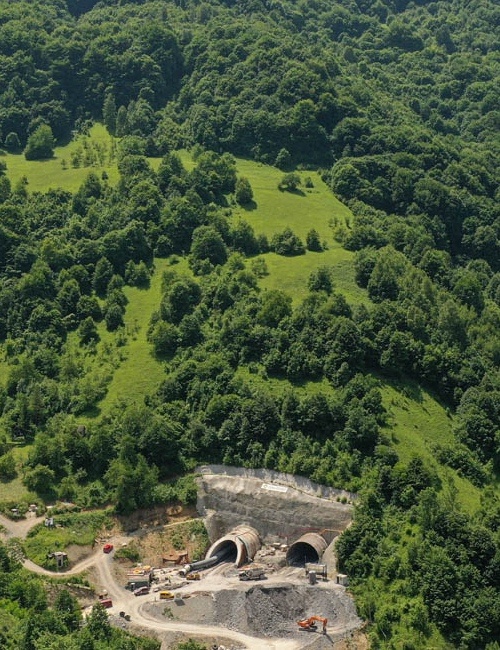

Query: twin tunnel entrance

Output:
[182, 526, 329, 572]
[285, 532, 328, 566]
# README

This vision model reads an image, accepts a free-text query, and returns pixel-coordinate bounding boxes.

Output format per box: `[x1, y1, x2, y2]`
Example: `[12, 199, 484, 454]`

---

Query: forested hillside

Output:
[0, 0, 499, 648]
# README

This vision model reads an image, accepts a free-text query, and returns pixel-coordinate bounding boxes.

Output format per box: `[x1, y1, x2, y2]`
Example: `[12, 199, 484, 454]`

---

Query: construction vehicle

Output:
[99, 598, 113, 608]
[238, 565, 265, 581]
[125, 579, 150, 591]
[186, 572, 201, 581]
[297, 616, 328, 634]
[305, 563, 327, 583]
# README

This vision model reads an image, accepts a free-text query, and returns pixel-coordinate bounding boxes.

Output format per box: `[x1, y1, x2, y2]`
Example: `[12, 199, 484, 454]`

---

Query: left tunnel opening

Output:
[205, 526, 261, 567]
[206, 540, 239, 564]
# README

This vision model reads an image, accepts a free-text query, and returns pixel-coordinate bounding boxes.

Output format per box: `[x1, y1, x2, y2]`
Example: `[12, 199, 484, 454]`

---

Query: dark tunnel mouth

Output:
[207, 540, 239, 564]
[286, 542, 320, 567]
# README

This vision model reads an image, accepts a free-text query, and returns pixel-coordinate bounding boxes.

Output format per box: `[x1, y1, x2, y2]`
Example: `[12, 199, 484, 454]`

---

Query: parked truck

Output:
[99, 598, 113, 608]
[238, 565, 265, 581]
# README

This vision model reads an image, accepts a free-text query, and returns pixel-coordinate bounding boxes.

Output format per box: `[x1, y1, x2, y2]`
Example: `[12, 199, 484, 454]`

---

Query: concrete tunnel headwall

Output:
[206, 525, 261, 567]
[286, 532, 328, 566]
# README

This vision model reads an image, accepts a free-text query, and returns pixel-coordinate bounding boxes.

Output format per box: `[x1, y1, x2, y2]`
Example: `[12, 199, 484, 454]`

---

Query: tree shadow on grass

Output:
[241, 200, 258, 211]
[384, 377, 424, 404]
[79, 405, 101, 419]
[278, 187, 306, 197]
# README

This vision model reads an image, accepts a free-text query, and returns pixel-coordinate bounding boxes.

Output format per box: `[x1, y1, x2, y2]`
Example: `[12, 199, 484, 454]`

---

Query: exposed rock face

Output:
[196, 465, 354, 545]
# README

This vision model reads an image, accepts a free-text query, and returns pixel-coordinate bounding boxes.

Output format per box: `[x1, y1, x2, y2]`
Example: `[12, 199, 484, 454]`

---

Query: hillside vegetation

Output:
[0, 0, 499, 648]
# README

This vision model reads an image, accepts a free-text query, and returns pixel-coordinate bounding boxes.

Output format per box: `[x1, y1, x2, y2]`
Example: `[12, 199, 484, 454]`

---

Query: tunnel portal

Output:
[205, 525, 261, 567]
[286, 532, 328, 566]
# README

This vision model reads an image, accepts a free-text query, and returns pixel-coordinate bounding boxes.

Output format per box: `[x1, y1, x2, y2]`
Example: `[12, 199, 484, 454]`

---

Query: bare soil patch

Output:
[65, 543, 93, 565]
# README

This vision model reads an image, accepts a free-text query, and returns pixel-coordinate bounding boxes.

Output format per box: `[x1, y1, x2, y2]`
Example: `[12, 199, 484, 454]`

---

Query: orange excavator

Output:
[297, 616, 328, 634]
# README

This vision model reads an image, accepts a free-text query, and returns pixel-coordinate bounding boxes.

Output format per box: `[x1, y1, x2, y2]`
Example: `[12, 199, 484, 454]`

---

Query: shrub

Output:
[4, 132, 21, 152]
[271, 227, 305, 256]
[308, 266, 333, 293]
[0, 452, 17, 480]
[235, 176, 253, 205]
[278, 172, 301, 191]
[306, 228, 322, 251]
[115, 543, 140, 562]
[24, 125, 55, 160]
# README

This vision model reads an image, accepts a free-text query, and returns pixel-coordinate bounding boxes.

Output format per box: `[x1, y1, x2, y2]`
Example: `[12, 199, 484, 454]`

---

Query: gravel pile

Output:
[144, 583, 361, 640]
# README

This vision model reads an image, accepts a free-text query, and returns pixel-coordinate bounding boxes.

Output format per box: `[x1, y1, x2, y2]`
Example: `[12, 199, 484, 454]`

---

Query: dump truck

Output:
[238, 565, 265, 581]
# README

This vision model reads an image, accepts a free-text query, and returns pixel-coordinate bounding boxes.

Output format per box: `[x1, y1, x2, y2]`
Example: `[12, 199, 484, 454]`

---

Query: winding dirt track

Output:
[0, 512, 302, 650]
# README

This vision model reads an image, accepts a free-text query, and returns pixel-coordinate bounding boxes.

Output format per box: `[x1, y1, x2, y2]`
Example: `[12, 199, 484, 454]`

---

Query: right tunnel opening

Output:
[287, 542, 320, 566]
[286, 533, 328, 567]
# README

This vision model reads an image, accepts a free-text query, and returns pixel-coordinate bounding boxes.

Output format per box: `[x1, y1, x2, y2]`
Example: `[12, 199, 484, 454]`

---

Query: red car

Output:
[103, 543, 114, 553]
[99, 598, 113, 608]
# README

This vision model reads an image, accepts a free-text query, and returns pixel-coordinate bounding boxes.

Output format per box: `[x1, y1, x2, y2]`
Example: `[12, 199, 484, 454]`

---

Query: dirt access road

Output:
[1, 468, 363, 650]
[0, 512, 305, 649]
[0, 511, 45, 538]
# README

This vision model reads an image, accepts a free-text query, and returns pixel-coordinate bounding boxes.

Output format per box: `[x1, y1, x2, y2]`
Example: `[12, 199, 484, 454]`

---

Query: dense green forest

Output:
[0, 0, 499, 647]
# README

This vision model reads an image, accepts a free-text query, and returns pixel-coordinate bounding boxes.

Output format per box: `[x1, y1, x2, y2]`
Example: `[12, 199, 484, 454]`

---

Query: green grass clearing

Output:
[381, 381, 482, 513]
[23, 509, 113, 568]
[3, 123, 119, 194]
[229, 161, 364, 305]
[232, 162, 352, 242]
[235, 366, 337, 400]
[92, 257, 190, 416]
[0, 475, 33, 506]
[256, 248, 366, 306]
[94, 260, 168, 414]
[0, 446, 34, 505]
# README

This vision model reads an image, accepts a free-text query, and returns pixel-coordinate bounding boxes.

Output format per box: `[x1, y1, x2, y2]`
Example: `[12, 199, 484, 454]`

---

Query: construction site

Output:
[104, 466, 364, 649]
[2, 465, 365, 649]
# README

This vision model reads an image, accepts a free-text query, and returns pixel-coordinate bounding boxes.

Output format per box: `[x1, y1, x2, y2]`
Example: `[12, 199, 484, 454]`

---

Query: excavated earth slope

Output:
[196, 465, 355, 544]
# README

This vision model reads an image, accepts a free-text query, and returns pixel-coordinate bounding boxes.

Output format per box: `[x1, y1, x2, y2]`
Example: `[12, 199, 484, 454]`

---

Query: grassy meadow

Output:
[381, 382, 481, 513]
[0, 444, 33, 504]
[2, 123, 119, 193]
[93, 257, 178, 416]
[232, 161, 352, 241]
[231, 161, 365, 305]
[23, 509, 112, 567]
[257, 249, 365, 305]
